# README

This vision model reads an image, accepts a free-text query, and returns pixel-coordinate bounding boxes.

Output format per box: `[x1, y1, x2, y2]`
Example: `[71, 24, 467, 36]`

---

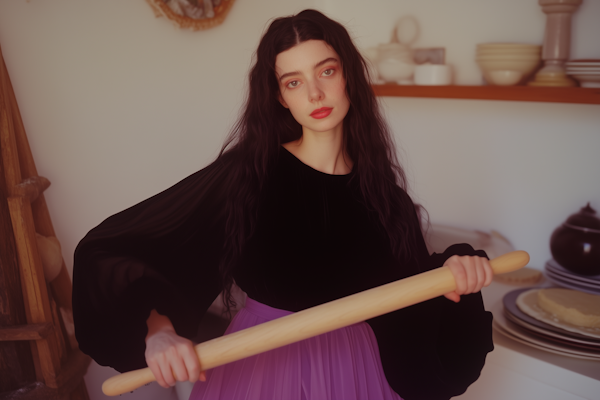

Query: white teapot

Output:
[366, 16, 419, 84]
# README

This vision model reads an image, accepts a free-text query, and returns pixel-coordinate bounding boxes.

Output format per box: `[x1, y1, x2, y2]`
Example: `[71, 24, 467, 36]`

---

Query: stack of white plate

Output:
[566, 59, 600, 88]
[545, 259, 600, 295]
[493, 288, 600, 360]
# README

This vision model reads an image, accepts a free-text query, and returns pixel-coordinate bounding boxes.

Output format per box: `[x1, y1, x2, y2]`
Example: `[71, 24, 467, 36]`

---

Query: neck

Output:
[283, 127, 352, 175]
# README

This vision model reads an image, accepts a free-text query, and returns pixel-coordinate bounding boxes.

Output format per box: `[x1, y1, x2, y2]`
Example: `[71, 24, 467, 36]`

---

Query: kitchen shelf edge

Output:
[371, 84, 600, 105]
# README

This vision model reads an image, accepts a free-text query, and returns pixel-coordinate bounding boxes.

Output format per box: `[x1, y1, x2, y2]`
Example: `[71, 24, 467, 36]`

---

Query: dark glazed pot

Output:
[550, 203, 600, 276]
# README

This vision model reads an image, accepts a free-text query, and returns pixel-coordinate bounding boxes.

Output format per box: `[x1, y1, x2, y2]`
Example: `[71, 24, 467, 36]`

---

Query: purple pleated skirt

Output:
[189, 298, 402, 400]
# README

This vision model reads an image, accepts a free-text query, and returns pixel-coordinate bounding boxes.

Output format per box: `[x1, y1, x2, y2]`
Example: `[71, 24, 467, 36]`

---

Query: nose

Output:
[307, 80, 324, 102]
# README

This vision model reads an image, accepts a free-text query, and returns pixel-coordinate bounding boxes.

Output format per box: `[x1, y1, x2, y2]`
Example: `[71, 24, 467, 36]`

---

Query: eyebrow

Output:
[278, 57, 339, 83]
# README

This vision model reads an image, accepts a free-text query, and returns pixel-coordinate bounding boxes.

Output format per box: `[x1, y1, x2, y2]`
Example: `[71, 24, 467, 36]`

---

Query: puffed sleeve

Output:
[369, 244, 493, 400]
[72, 150, 238, 372]
[367, 193, 494, 400]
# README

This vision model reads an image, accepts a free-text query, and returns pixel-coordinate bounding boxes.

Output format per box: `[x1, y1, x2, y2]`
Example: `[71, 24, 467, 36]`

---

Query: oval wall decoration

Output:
[146, 0, 236, 31]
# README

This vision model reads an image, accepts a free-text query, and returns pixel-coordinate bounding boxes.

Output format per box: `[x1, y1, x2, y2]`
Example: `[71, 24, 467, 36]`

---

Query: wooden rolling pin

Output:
[103, 250, 529, 396]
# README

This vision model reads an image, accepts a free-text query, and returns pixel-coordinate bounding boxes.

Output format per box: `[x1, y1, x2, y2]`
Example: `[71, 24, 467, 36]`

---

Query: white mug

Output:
[414, 64, 452, 85]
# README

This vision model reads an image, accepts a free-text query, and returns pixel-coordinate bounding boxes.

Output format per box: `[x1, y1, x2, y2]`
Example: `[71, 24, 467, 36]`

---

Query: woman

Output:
[73, 9, 493, 400]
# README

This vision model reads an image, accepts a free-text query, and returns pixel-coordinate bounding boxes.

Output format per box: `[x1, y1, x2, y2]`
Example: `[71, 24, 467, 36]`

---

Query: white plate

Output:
[424, 224, 514, 260]
[493, 303, 600, 360]
[565, 66, 600, 70]
[570, 74, 600, 81]
[504, 309, 600, 348]
[546, 273, 600, 296]
[566, 70, 600, 75]
[567, 72, 600, 77]
[545, 269, 600, 291]
[546, 259, 600, 283]
[493, 319, 600, 361]
[516, 289, 600, 339]
[566, 61, 600, 66]
[503, 288, 600, 341]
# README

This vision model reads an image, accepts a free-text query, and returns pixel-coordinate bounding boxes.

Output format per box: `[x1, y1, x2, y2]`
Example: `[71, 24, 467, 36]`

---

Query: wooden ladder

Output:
[0, 43, 90, 399]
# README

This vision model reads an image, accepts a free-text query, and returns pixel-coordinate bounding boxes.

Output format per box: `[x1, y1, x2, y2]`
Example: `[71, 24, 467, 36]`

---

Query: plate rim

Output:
[503, 287, 600, 340]
[503, 308, 600, 348]
[545, 274, 600, 296]
[546, 260, 600, 282]
[545, 268, 600, 290]
[493, 303, 600, 360]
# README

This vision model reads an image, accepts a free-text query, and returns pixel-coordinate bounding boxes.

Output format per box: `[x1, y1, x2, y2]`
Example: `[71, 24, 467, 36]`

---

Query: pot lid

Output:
[565, 203, 600, 230]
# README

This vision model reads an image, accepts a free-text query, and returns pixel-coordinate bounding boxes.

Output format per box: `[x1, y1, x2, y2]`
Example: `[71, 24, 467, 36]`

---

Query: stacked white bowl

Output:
[476, 43, 542, 86]
[376, 43, 416, 84]
[566, 60, 600, 88]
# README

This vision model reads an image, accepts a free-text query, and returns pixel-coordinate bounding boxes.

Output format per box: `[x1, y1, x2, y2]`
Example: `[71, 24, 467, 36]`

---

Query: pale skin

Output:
[145, 39, 494, 388]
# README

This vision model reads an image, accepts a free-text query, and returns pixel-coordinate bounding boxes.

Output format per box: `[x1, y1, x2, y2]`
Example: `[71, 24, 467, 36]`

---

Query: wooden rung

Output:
[0, 323, 53, 341]
[10, 175, 51, 201]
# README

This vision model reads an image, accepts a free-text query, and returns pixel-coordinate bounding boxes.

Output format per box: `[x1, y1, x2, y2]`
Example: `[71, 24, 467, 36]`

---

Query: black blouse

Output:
[73, 148, 493, 400]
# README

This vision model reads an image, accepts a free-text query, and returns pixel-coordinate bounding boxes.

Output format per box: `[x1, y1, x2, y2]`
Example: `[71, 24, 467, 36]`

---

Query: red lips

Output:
[310, 107, 333, 119]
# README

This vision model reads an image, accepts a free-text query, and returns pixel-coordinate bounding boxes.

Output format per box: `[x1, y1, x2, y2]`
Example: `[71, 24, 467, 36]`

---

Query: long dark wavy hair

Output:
[218, 9, 421, 313]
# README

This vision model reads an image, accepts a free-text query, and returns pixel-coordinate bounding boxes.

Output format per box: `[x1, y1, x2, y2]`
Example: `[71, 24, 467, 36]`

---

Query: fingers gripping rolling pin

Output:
[103, 250, 529, 396]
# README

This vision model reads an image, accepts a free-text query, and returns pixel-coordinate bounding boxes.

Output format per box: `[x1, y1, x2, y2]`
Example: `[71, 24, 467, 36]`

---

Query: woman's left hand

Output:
[443, 255, 493, 303]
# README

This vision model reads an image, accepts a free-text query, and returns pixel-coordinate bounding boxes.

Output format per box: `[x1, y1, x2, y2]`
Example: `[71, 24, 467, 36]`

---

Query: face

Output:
[275, 40, 350, 137]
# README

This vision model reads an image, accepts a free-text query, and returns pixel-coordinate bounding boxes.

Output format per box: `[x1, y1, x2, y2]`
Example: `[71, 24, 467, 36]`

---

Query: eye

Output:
[322, 68, 335, 77]
[286, 80, 300, 88]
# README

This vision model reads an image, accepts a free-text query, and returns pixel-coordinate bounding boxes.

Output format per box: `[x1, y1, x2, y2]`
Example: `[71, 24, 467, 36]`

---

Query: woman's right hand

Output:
[145, 310, 205, 388]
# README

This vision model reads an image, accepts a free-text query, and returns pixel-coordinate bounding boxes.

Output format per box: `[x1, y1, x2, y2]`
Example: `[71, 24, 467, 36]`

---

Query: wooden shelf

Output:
[372, 84, 600, 105]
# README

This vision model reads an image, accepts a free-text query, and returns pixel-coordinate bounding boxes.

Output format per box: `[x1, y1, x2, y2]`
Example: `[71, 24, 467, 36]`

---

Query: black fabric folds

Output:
[369, 244, 494, 400]
[73, 151, 238, 372]
[72, 148, 494, 399]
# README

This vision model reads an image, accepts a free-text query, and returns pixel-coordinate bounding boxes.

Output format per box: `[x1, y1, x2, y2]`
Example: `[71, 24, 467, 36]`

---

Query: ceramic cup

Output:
[414, 64, 452, 85]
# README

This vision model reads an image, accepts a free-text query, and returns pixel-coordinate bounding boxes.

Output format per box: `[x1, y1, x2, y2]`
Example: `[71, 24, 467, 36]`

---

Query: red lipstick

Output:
[310, 107, 333, 119]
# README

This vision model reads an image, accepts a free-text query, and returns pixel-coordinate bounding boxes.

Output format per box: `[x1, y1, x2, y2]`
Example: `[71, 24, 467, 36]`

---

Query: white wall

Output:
[1, 1, 599, 398]
[1, 0, 599, 277]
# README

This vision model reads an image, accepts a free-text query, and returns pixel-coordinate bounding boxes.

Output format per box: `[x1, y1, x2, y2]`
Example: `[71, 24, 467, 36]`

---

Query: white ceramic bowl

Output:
[476, 44, 543, 85]
[476, 55, 541, 62]
[477, 49, 541, 56]
[477, 43, 541, 49]
[486, 70, 523, 86]
[477, 58, 541, 74]
[377, 58, 416, 83]
[477, 55, 541, 85]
